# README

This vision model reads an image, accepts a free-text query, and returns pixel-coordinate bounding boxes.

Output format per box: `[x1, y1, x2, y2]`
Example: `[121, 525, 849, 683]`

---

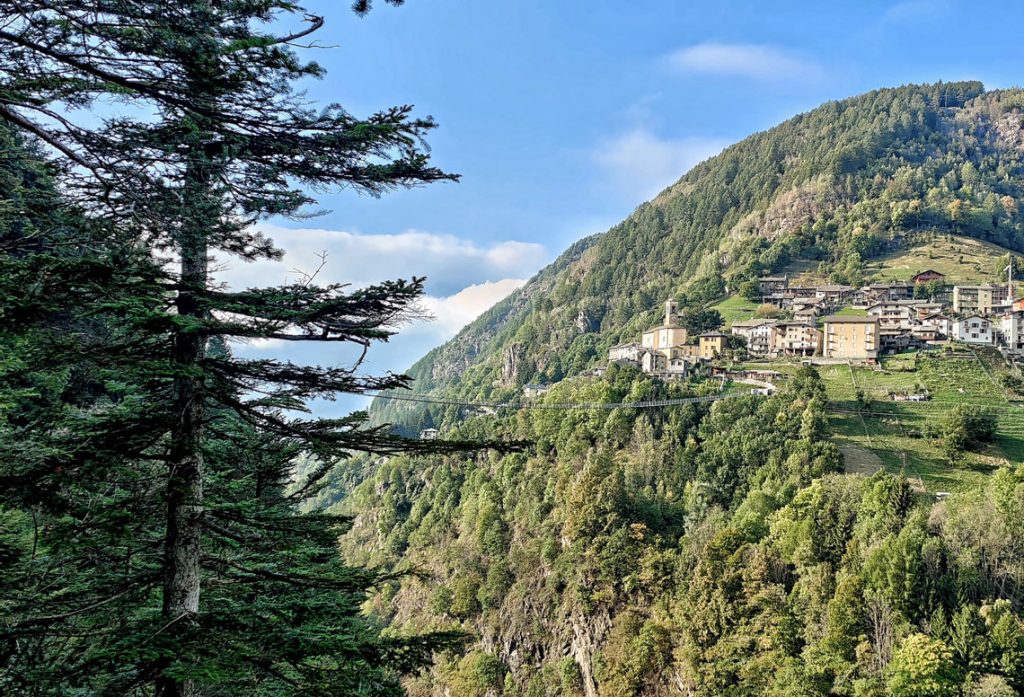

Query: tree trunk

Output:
[157, 167, 209, 697]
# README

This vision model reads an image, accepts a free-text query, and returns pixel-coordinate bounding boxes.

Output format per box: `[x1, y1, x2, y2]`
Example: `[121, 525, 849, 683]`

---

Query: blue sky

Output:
[227, 0, 1024, 413]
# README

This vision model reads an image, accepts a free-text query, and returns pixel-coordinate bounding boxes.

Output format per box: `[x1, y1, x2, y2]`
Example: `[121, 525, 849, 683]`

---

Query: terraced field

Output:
[732, 348, 1024, 493]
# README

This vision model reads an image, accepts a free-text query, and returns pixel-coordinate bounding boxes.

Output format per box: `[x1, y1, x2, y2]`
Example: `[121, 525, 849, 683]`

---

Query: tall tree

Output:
[0, 3, 506, 694]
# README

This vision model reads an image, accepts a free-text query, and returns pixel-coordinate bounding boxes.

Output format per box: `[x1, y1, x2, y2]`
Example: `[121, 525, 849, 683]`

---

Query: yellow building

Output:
[822, 316, 879, 360]
[670, 344, 702, 359]
[698, 332, 727, 359]
[641, 299, 688, 358]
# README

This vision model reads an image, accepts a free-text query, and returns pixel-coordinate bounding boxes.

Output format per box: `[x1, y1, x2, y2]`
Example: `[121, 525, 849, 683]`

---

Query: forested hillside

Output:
[374, 82, 1024, 432]
[12, 2, 1024, 695]
[339, 366, 1024, 696]
[337, 82, 1024, 696]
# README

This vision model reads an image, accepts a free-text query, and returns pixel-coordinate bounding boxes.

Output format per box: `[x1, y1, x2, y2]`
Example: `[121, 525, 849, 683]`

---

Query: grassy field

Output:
[781, 259, 828, 286]
[711, 294, 760, 328]
[777, 233, 1022, 287]
[730, 349, 1024, 494]
[863, 233, 1023, 284]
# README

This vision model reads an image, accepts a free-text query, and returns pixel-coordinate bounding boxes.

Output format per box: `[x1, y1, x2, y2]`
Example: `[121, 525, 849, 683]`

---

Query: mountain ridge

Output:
[339, 81, 1024, 697]
[374, 81, 1024, 431]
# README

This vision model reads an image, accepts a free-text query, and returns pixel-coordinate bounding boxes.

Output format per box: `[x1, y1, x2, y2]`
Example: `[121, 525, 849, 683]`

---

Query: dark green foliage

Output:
[0, 119, 472, 694]
[0, 3, 511, 694]
[678, 306, 724, 335]
[942, 404, 997, 461]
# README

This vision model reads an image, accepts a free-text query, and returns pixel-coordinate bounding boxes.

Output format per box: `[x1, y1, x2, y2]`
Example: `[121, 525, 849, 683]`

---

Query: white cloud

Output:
[593, 128, 727, 201]
[218, 224, 548, 297]
[238, 277, 525, 357]
[420, 278, 527, 338]
[665, 42, 824, 83]
[223, 225, 537, 397]
[236, 277, 528, 418]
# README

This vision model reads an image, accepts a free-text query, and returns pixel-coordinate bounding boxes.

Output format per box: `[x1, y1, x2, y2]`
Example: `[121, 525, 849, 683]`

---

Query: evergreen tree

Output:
[0, 3, 511, 694]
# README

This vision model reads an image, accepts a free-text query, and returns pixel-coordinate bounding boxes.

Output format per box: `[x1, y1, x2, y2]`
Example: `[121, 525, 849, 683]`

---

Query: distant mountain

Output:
[373, 81, 1024, 431]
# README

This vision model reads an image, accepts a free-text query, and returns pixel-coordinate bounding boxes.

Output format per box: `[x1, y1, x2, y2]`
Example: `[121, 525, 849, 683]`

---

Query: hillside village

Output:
[606, 267, 1024, 378]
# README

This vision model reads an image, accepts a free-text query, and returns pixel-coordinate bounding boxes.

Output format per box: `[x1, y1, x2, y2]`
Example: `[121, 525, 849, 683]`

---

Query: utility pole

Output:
[1006, 258, 1015, 305]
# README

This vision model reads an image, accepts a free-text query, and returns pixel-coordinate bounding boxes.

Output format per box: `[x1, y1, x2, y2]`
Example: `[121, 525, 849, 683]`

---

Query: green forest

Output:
[334, 367, 1024, 697]
[4, 3, 1024, 697]
[348, 81, 1024, 696]
[0, 3, 497, 695]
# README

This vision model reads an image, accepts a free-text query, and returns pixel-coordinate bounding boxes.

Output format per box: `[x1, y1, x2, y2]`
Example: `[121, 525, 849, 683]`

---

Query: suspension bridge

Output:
[364, 389, 749, 411]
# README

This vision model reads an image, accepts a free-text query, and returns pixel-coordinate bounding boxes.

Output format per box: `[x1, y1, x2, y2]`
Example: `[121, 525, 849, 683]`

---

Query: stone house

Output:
[758, 275, 788, 296]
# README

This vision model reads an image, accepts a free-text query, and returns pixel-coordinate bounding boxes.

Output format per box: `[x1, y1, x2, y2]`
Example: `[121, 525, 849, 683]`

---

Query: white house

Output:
[730, 319, 777, 356]
[999, 311, 1024, 352]
[608, 342, 647, 364]
[952, 315, 993, 345]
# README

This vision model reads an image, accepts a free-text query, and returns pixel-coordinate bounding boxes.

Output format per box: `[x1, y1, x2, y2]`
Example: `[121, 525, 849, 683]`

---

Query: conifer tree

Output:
[0, 3, 506, 694]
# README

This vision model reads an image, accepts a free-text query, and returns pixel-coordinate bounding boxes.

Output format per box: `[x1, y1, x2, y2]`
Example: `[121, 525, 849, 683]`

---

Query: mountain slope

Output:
[373, 81, 1024, 432]
[341, 83, 1024, 697]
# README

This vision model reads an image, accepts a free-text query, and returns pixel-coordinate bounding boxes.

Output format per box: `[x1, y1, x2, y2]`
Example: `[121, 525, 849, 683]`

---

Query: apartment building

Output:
[698, 332, 728, 359]
[999, 311, 1024, 351]
[775, 321, 822, 357]
[822, 316, 880, 360]
[953, 283, 1009, 315]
